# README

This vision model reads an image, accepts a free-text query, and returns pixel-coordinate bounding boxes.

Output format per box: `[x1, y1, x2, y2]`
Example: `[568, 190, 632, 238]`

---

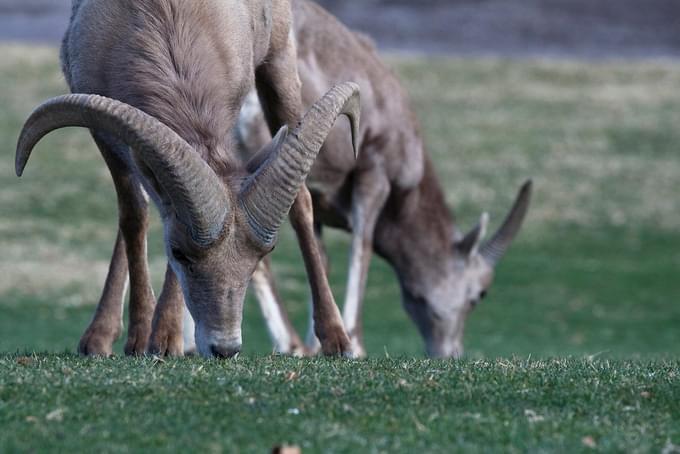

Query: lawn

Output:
[0, 44, 679, 451]
[2, 356, 679, 452]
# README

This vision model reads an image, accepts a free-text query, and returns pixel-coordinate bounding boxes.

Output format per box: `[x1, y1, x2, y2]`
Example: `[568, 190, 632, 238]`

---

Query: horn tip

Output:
[15, 146, 27, 177]
[515, 179, 533, 205]
[342, 81, 361, 92]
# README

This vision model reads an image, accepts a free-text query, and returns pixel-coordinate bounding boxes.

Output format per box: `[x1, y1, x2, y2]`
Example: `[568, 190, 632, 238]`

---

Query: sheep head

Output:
[16, 82, 360, 358]
[401, 180, 532, 358]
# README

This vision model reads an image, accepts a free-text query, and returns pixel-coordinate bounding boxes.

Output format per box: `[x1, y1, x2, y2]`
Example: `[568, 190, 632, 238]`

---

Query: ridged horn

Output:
[239, 82, 361, 245]
[16, 94, 229, 246]
[480, 179, 533, 266]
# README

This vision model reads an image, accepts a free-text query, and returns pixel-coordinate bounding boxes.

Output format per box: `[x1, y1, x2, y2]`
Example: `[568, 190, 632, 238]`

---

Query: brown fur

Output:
[58, 0, 352, 357]
[239, 0, 530, 357]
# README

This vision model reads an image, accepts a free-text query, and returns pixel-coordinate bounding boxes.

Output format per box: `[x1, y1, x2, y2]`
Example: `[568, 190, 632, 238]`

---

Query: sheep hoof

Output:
[318, 325, 354, 358]
[147, 326, 184, 357]
[124, 324, 151, 356]
[78, 323, 120, 357]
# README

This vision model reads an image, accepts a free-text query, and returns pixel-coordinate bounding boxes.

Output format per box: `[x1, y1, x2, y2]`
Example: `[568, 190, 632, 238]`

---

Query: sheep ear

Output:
[244, 125, 288, 174]
[455, 212, 489, 258]
[480, 180, 533, 266]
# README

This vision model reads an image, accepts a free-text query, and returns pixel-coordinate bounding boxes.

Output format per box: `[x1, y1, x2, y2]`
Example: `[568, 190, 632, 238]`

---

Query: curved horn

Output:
[239, 82, 361, 245]
[16, 94, 229, 245]
[480, 179, 533, 266]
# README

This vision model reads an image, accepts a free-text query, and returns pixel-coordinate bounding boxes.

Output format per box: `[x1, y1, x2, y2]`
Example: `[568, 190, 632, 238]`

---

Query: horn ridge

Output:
[15, 93, 229, 245]
[240, 82, 361, 246]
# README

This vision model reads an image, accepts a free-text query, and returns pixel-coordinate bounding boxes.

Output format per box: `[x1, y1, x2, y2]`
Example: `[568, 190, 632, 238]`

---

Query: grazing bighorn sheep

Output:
[15, 0, 360, 358]
[237, 0, 532, 358]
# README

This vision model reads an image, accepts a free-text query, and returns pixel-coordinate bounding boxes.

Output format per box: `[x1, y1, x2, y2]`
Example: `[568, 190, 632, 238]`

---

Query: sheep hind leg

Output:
[94, 134, 156, 356]
[255, 33, 352, 357]
[288, 188, 352, 356]
[78, 230, 128, 356]
[304, 222, 327, 355]
[147, 264, 185, 356]
[342, 169, 390, 357]
[251, 257, 307, 356]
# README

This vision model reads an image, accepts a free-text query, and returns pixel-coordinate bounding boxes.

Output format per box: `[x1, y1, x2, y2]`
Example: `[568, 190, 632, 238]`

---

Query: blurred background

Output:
[3, 0, 680, 57]
[1, 0, 679, 358]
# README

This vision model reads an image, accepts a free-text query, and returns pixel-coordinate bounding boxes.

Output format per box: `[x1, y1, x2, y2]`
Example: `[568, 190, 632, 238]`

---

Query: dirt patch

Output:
[1, 0, 680, 58]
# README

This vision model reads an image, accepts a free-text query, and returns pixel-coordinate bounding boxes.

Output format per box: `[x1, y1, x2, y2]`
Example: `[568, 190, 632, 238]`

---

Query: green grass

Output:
[1, 44, 680, 451]
[2, 356, 679, 453]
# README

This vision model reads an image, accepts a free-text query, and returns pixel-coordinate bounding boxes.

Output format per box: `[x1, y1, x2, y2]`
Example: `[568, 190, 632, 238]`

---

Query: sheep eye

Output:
[171, 247, 190, 264]
[480, 290, 487, 300]
[428, 307, 443, 322]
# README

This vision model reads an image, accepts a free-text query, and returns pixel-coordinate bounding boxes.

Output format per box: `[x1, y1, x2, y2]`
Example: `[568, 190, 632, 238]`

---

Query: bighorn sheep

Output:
[237, 0, 532, 358]
[15, 0, 360, 358]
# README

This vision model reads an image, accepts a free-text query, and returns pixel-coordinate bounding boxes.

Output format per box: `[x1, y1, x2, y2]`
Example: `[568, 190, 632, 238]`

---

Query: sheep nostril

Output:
[210, 344, 241, 359]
